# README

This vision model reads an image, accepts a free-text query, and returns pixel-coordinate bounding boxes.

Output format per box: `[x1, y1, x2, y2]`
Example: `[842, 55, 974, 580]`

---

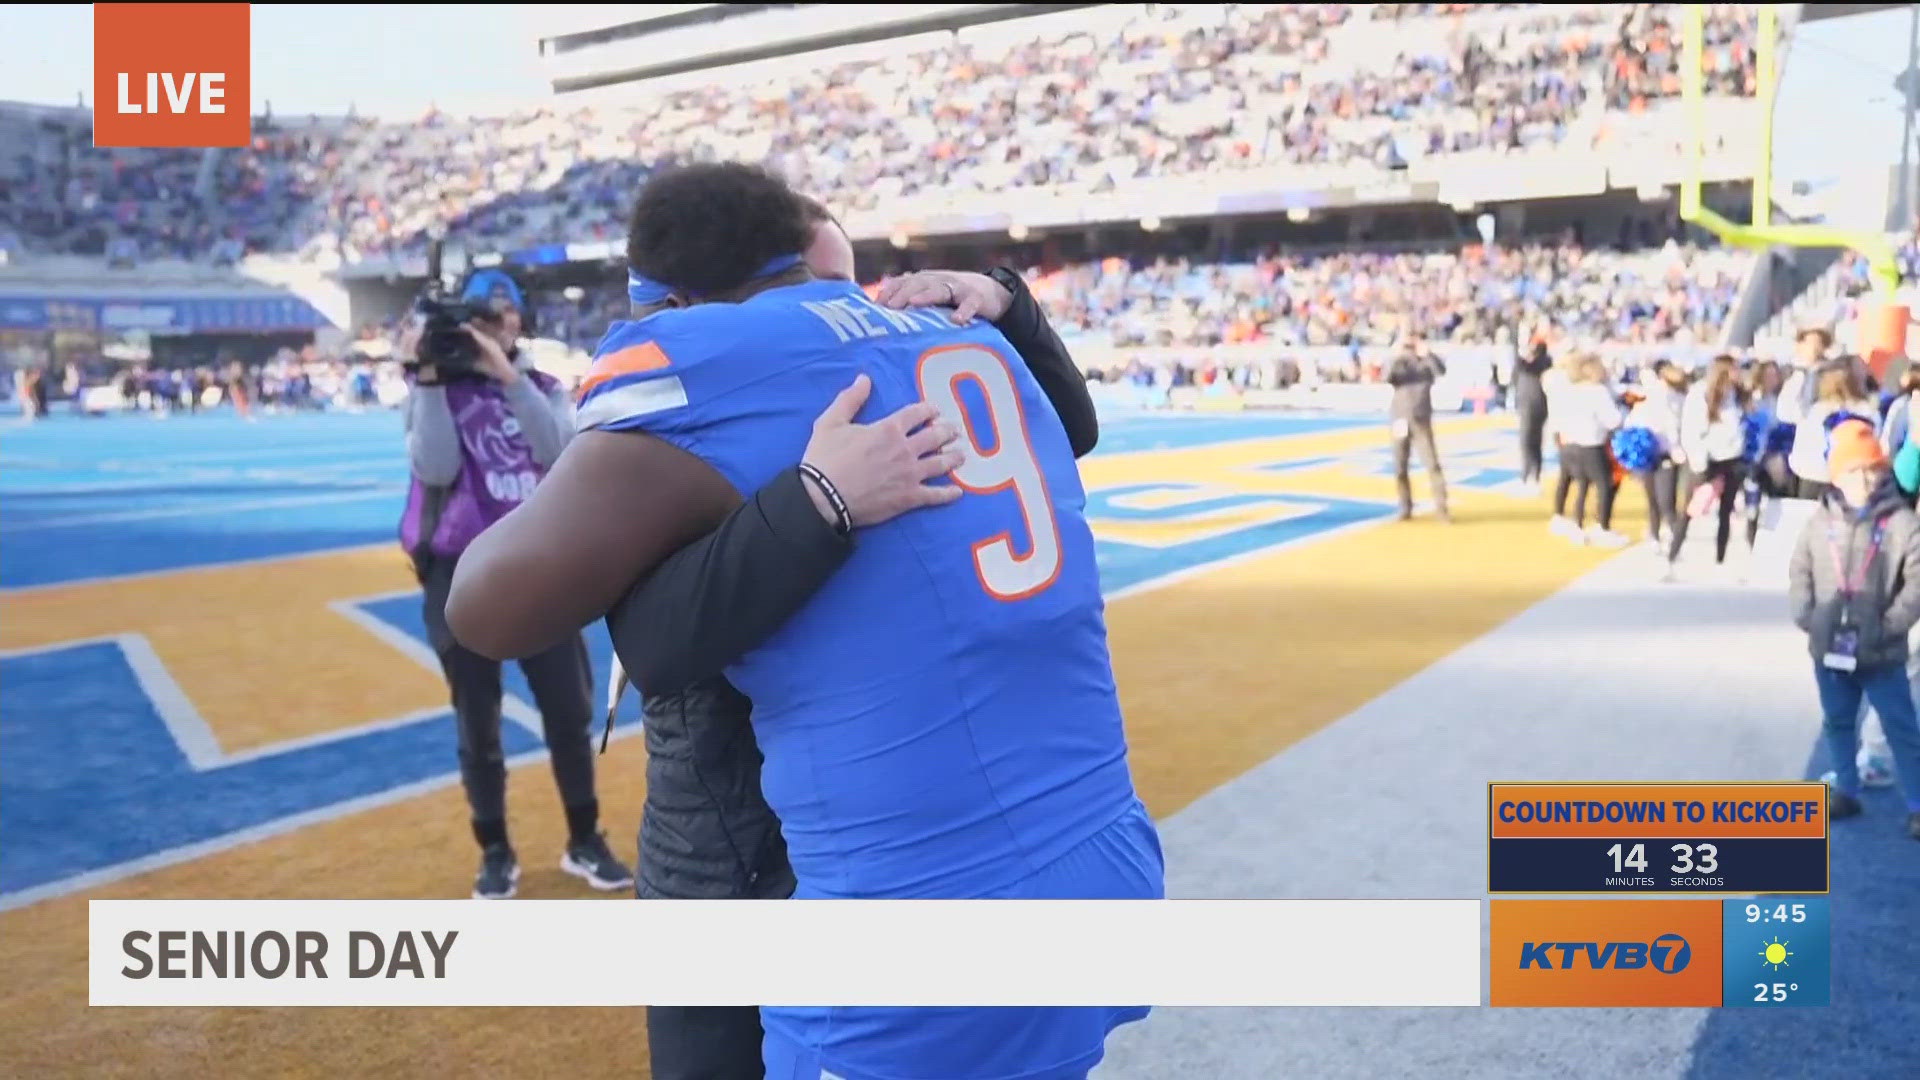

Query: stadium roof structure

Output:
[1798, 3, 1907, 21]
[540, 2, 1105, 94]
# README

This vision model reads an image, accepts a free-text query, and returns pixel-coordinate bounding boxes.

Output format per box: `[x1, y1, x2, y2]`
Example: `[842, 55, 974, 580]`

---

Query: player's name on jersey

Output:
[800, 294, 956, 343]
[1485, 783, 1829, 895]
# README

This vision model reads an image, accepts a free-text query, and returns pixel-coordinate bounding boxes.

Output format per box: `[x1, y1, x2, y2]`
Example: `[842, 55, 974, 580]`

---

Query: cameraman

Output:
[399, 269, 632, 900]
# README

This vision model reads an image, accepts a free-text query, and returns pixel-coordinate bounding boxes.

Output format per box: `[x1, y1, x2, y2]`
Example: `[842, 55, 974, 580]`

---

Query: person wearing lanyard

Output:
[1788, 420, 1920, 840]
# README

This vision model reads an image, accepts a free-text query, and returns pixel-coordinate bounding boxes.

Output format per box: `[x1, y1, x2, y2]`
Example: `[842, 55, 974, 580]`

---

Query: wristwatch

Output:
[984, 266, 1026, 320]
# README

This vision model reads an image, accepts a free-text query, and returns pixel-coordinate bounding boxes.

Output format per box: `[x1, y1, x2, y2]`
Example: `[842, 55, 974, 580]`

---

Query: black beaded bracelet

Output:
[797, 462, 853, 536]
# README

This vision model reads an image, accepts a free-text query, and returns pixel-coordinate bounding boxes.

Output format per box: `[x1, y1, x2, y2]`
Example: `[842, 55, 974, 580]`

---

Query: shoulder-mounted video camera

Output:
[405, 239, 535, 382]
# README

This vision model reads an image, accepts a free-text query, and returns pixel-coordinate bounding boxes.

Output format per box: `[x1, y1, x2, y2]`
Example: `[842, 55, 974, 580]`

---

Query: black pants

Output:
[1554, 444, 1615, 529]
[648, 1006, 765, 1080]
[1669, 458, 1745, 564]
[1392, 415, 1449, 515]
[1637, 461, 1680, 541]
[420, 552, 599, 844]
[1746, 453, 1793, 547]
[1794, 474, 1832, 501]
[1517, 396, 1548, 483]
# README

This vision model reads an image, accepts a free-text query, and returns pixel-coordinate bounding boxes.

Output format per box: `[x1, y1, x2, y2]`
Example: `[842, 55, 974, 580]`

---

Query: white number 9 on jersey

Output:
[915, 344, 1063, 601]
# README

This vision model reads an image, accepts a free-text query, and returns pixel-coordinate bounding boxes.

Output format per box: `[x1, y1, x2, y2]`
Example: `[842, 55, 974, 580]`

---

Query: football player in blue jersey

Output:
[448, 162, 1161, 1080]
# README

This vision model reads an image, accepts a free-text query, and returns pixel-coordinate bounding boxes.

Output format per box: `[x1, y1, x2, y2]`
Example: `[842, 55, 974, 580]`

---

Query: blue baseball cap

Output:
[460, 269, 527, 314]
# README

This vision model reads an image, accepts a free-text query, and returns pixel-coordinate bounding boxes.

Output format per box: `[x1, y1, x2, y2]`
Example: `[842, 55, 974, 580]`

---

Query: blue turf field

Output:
[0, 408, 1368, 590]
[3, 411, 409, 588]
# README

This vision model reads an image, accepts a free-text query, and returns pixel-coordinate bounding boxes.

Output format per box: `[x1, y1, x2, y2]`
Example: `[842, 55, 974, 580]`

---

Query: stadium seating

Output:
[1, 2, 1770, 374]
[2, 3, 1760, 264]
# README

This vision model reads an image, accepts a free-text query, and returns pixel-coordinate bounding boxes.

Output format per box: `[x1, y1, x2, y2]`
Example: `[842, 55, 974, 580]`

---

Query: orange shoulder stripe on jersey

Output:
[578, 340, 671, 398]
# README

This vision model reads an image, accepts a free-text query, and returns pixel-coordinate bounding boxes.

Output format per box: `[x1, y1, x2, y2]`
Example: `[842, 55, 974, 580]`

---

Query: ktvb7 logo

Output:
[93, 4, 252, 149]
[1491, 901, 1719, 1006]
[1519, 934, 1692, 974]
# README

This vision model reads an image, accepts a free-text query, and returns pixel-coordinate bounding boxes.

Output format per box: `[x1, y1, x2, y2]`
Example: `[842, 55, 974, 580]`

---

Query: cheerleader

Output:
[1548, 355, 1629, 546]
[1788, 360, 1878, 501]
[1669, 355, 1750, 572]
[1620, 360, 1689, 549]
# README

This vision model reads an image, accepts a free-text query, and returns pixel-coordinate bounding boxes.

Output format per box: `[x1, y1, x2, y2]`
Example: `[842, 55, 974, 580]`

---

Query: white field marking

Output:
[0, 632, 225, 769]
[218, 705, 453, 767]
[3, 464, 399, 496]
[0, 719, 647, 915]
[326, 595, 544, 736]
[114, 633, 226, 771]
[0, 639, 453, 770]
[1103, 505, 1394, 603]
[103, 442, 398, 466]
[1092, 499, 1333, 551]
[7, 486, 407, 532]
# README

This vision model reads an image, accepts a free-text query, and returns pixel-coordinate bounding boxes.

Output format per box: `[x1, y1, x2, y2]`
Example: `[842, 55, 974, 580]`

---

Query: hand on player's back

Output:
[803, 374, 966, 528]
[875, 270, 1013, 324]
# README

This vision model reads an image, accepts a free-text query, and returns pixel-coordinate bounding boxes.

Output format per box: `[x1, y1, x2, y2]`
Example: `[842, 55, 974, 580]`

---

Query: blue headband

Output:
[627, 253, 804, 306]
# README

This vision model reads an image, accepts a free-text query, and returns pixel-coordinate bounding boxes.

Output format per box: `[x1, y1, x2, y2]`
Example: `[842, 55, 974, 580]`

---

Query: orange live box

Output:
[1487, 783, 1828, 895]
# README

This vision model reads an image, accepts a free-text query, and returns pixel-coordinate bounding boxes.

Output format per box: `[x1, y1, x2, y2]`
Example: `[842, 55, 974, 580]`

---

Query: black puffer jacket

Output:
[636, 678, 795, 900]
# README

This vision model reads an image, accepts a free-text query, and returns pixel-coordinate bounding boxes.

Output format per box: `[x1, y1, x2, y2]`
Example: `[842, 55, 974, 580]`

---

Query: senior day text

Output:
[121, 930, 458, 980]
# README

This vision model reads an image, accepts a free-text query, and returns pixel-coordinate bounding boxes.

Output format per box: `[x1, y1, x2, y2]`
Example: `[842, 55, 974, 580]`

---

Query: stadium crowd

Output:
[0, 0, 1783, 421]
[1022, 238, 1745, 349]
[1, 3, 1760, 264]
[509, 235, 1745, 362]
[0, 111, 360, 261]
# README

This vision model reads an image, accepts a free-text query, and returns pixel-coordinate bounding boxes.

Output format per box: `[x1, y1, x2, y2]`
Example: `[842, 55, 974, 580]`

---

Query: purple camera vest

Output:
[400, 369, 563, 560]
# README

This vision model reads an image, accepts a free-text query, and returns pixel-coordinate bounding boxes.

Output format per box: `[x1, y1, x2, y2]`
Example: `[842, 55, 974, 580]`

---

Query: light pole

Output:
[1897, 3, 1920, 230]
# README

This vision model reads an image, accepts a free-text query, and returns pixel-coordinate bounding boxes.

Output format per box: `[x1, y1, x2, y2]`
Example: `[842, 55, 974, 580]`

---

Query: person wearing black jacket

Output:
[1386, 338, 1450, 522]
[1514, 337, 1553, 490]
[602, 241, 1096, 1079]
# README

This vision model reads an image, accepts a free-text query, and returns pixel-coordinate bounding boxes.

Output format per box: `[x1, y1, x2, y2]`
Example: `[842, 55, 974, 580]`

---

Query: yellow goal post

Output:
[1679, 4, 1900, 289]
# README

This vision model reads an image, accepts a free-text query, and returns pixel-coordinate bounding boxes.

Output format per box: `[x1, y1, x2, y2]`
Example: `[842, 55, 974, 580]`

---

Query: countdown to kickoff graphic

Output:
[1487, 783, 1829, 894]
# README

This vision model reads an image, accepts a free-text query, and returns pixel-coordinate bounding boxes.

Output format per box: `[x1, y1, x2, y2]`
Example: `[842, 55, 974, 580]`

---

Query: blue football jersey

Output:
[577, 278, 1140, 900]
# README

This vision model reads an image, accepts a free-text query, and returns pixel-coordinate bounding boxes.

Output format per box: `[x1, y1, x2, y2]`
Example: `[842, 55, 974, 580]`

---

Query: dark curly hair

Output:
[626, 162, 812, 298]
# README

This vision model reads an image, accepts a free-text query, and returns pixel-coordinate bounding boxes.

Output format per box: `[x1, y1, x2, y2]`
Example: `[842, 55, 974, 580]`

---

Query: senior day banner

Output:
[90, 899, 1481, 1007]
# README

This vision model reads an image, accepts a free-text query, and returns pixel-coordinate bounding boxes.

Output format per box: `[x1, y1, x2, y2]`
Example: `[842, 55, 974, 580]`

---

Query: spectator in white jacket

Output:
[1788, 361, 1879, 500]
[1776, 326, 1832, 428]
[1624, 360, 1689, 548]
[1668, 355, 1752, 570]
[1548, 354, 1629, 547]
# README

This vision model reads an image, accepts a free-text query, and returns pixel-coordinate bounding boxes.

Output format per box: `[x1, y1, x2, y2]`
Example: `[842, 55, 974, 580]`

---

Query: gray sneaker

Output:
[473, 844, 519, 900]
[561, 832, 634, 891]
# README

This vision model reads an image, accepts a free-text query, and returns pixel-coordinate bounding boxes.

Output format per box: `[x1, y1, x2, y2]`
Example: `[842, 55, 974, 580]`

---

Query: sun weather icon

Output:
[1759, 937, 1793, 972]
